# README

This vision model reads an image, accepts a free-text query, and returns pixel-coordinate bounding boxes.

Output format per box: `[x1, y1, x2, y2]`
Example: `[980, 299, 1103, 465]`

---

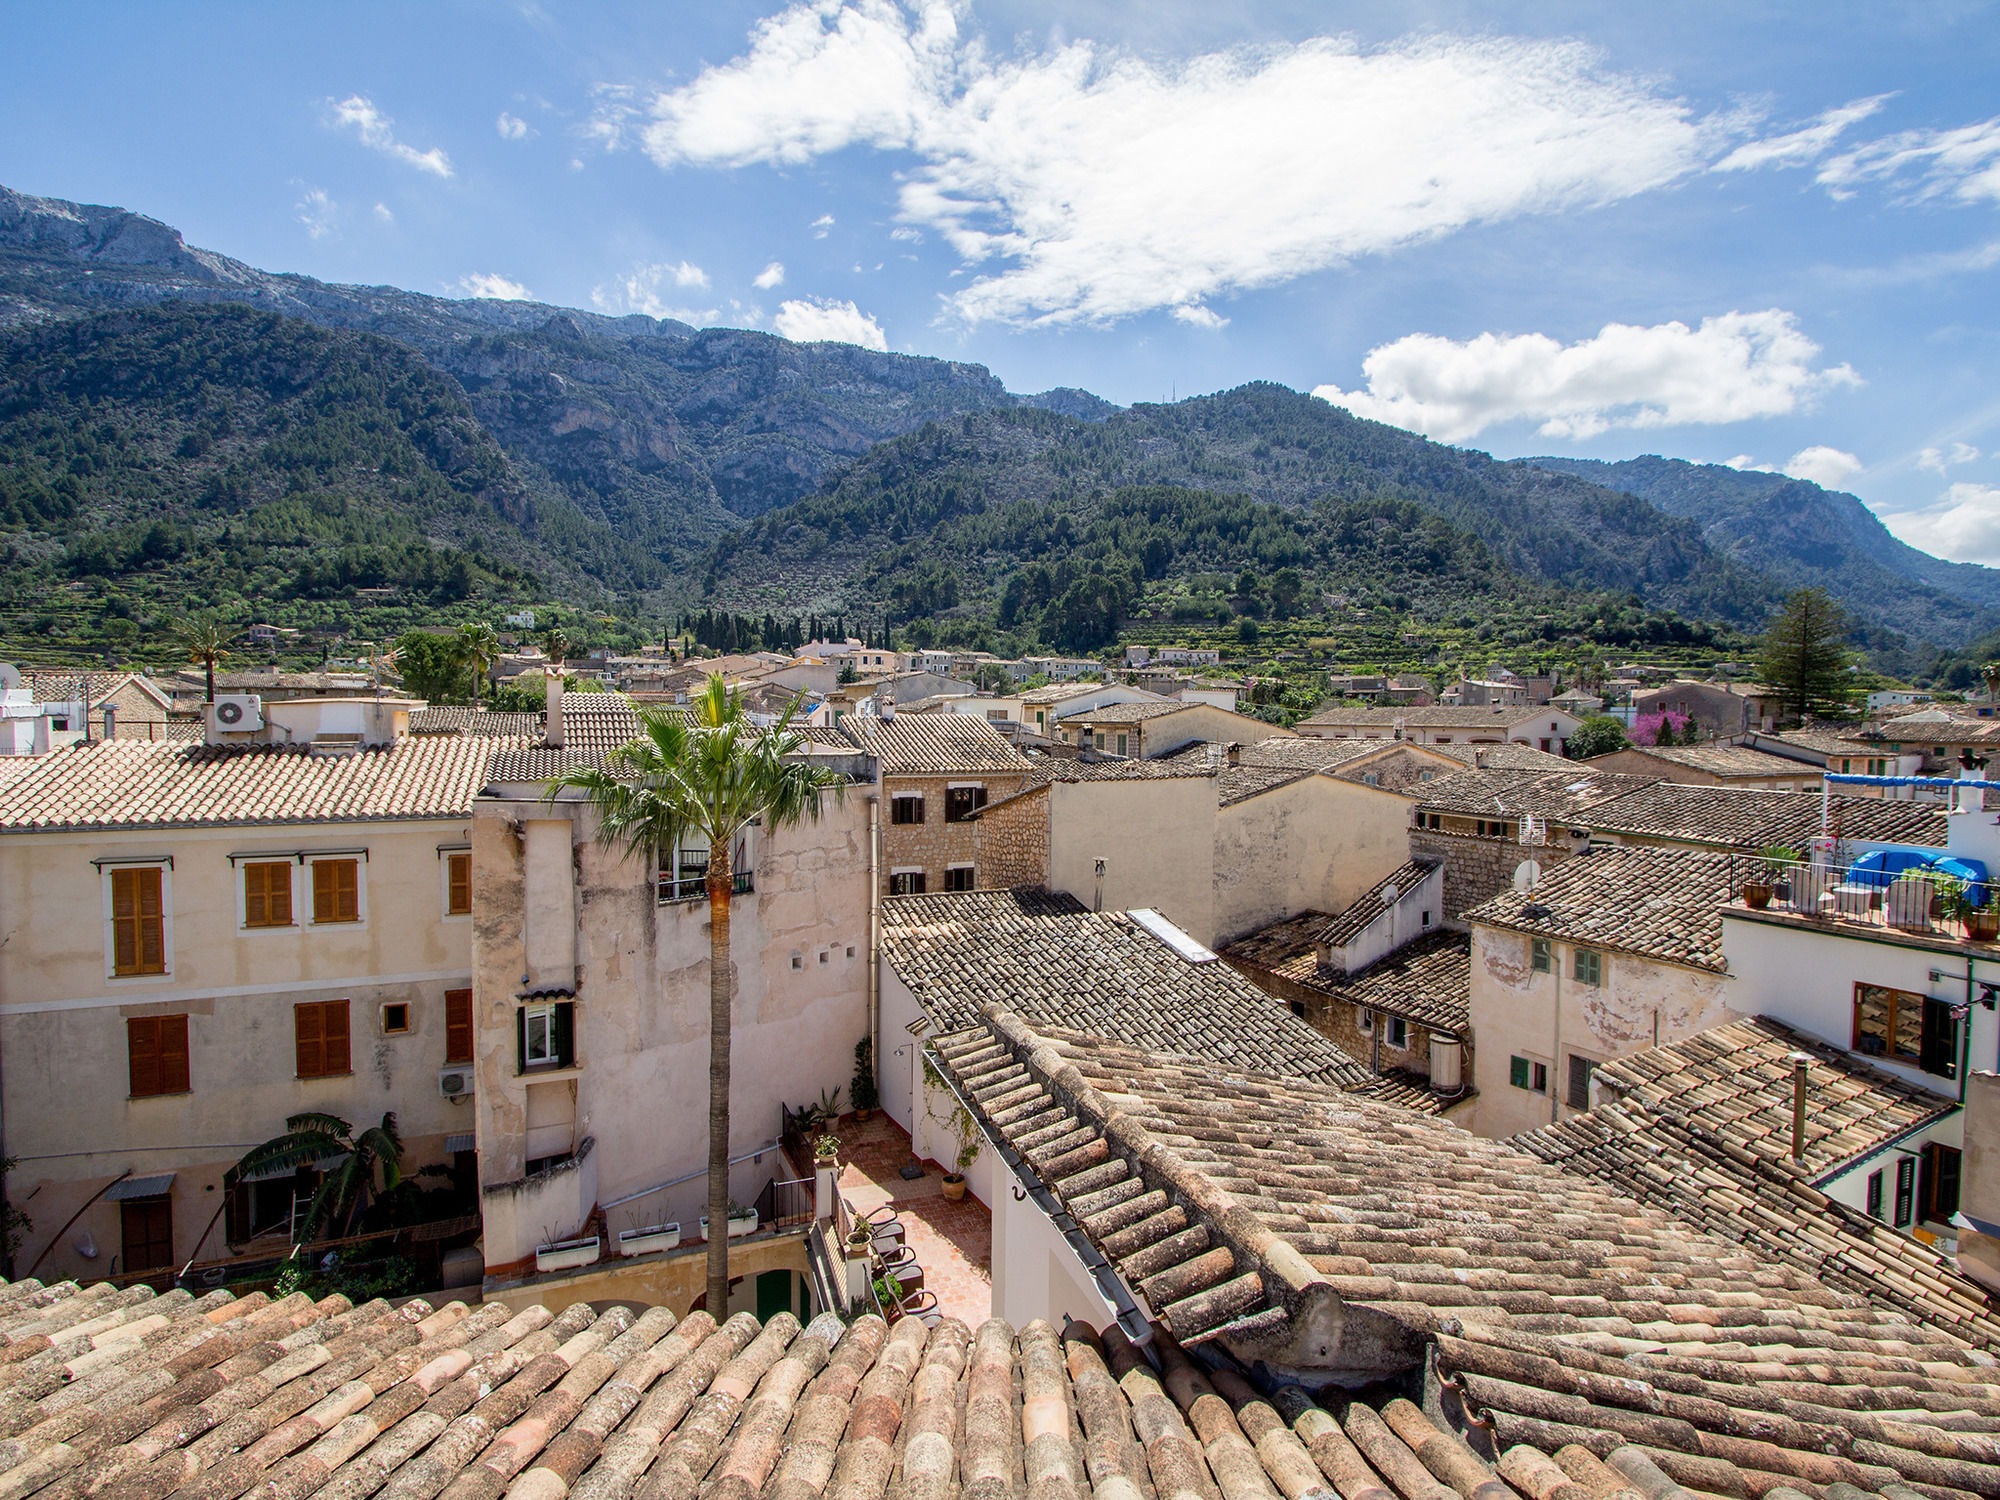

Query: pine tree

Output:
[1757, 586, 1853, 723]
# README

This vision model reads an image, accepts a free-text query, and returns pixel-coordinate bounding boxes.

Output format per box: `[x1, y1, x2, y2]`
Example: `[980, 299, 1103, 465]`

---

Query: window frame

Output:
[888, 868, 927, 896]
[379, 1001, 412, 1036]
[943, 864, 976, 892]
[127, 1013, 191, 1098]
[517, 999, 575, 1073]
[1383, 1015, 1408, 1050]
[241, 860, 295, 930]
[293, 998, 353, 1080]
[1566, 1053, 1599, 1111]
[443, 850, 472, 918]
[1572, 948, 1603, 986]
[1894, 1154, 1918, 1227]
[943, 784, 989, 823]
[308, 856, 364, 926]
[1924, 1143, 1962, 1223]
[1508, 1055, 1549, 1094]
[890, 792, 926, 826]
[1530, 938, 1552, 974]
[105, 862, 170, 979]
[1866, 1168, 1885, 1219]
[1853, 982, 1958, 1075]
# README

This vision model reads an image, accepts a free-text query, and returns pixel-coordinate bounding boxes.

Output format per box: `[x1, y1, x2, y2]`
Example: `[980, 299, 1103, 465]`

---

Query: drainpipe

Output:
[1550, 951, 1562, 1126]
[867, 794, 881, 1073]
[1789, 1053, 1811, 1162]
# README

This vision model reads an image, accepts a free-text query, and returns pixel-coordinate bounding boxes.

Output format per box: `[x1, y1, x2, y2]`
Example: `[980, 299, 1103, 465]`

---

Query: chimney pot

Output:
[1788, 1051, 1812, 1163]
[544, 669, 565, 749]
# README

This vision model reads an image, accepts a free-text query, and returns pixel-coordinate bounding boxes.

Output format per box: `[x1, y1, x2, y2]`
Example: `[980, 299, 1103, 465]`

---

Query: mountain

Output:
[1526, 455, 2000, 652]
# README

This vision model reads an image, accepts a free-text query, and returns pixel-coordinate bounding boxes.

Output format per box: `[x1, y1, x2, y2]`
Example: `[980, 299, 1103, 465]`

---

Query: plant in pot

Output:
[814, 1133, 841, 1165]
[1972, 890, 2000, 944]
[872, 1275, 904, 1320]
[1763, 845, 1800, 906]
[921, 1051, 983, 1201]
[851, 1037, 878, 1123]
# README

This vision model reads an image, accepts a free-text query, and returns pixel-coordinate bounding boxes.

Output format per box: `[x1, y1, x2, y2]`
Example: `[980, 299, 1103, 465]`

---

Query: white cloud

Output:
[890, 226, 922, 243]
[329, 95, 453, 177]
[1714, 95, 1892, 172]
[1919, 443, 1982, 474]
[772, 296, 887, 349]
[1883, 484, 2000, 564]
[458, 272, 533, 300]
[634, 5, 1717, 326]
[1819, 115, 2000, 205]
[1782, 445, 1863, 488]
[497, 111, 533, 141]
[810, 213, 835, 238]
[1312, 310, 1860, 444]
[753, 260, 786, 289]
[295, 188, 337, 239]
[590, 262, 720, 323]
[1171, 303, 1227, 330]
[373, 202, 394, 225]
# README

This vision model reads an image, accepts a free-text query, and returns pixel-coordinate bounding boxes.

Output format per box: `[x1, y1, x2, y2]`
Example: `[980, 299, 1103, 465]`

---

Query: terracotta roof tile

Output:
[840, 714, 1030, 774]
[408, 708, 545, 738]
[1465, 847, 1732, 972]
[1577, 781, 1946, 850]
[1603, 743, 1824, 777]
[1416, 768, 1658, 820]
[1302, 704, 1571, 730]
[1228, 927, 1472, 1034]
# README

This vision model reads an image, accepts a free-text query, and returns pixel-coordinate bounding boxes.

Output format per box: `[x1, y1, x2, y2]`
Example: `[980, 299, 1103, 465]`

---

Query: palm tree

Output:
[171, 615, 238, 704]
[548, 675, 847, 1313]
[232, 1112, 403, 1243]
[456, 623, 501, 706]
[542, 627, 570, 670]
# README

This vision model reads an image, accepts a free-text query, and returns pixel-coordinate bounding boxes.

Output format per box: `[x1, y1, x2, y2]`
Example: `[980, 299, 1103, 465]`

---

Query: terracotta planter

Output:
[1742, 882, 1772, 910]
[853, 1108, 874, 1123]
[1968, 911, 1999, 943]
[940, 1174, 968, 1202]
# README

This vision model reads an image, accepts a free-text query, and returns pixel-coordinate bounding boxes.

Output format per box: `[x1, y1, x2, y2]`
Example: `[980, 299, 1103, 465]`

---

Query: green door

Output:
[754, 1269, 794, 1321]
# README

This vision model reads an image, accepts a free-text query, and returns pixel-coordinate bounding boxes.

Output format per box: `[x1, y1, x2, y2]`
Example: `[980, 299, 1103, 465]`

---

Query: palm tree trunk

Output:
[205, 654, 215, 704]
[704, 839, 733, 1316]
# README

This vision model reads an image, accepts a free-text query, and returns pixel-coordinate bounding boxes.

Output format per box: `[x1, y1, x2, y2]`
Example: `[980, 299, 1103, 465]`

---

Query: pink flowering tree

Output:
[1631, 709, 1696, 747]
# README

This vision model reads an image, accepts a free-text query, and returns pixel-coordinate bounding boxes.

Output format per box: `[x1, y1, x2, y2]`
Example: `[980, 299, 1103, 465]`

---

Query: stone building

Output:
[1296, 702, 1582, 753]
[841, 712, 1030, 896]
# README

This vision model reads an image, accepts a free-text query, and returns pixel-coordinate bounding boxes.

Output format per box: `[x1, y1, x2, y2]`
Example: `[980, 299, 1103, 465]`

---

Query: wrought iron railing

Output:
[658, 870, 755, 904]
[754, 1175, 814, 1233]
[1728, 853, 1997, 943]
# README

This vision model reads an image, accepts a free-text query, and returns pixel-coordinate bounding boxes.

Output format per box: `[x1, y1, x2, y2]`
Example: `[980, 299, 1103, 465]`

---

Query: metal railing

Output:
[1729, 854, 1997, 943]
[658, 870, 755, 904]
[754, 1175, 814, 1233]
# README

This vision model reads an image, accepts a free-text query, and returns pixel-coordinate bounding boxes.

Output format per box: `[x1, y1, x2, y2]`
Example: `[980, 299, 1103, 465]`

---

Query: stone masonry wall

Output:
[973, 783, 1050, 890]
[1226, 958, 1444, 1080]
[880, 771, 1031, 894]
[1414, 827, 1578, 923]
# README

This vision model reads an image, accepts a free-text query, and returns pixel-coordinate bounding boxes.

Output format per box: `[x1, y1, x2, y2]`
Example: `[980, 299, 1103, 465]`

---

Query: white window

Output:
[1384, 1016, 1408, 1050]
[522, 1002, 558, 1068]
[1357, 1006, 1374, 1034]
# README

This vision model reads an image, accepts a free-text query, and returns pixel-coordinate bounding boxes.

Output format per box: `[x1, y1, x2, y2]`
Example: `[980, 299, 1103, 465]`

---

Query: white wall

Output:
[991, 1152, 1129, 1332]
[1212, 778, 1412, 947]
[1046, 778, 1219, 941]
[1335, 865, 1446, 973]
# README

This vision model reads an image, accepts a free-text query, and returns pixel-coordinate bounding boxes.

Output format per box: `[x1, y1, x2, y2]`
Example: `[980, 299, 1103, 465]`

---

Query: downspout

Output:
[1551, 956, 1562, 1126]
[868, 793, 881, 1075]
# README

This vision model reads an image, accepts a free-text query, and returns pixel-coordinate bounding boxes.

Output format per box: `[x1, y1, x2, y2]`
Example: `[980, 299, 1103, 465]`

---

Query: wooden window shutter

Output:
[113, 867, 165, 975]
[158, 1014, 189, 1094]
[553, 1002, 575, 1068]
[128, 1017, 160, 1097]
[447, 853, 471, 915]
[313, 860, 359, 922]
[245, 862, 291, 927]
[323, 1000, 350, 1076]
[444, 989, 473, 1065]
[516, 1006, 528, 1074]
[295, 1002, 323, 1078]
[1920, 996, 1960, 1078]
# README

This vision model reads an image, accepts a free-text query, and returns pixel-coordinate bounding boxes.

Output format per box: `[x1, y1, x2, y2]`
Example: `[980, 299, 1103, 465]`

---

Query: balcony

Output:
[658, 869, 755, 905]
[1727, 852, 2000, 948]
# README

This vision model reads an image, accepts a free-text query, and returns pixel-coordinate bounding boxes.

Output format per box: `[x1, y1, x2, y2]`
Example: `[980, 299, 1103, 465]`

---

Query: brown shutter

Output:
[159, 1014, 189, 1094]
[137, 868, 163, 971]
[245, 862, 291, 927]
[112, 867, 164, 975]
[323, 999, 350, 1075]
[313, 860, 358, 922]
[444, 989, 474, 1065]
[128, 1017, 160, 1097]
[244, 866, 265, 928]
[448, 854, 471, 915]
[295, 1002, 323, 1078]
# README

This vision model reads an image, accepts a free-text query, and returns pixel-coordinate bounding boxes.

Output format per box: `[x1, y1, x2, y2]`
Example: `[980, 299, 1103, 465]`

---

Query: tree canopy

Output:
[1757, 586, 1854, 722]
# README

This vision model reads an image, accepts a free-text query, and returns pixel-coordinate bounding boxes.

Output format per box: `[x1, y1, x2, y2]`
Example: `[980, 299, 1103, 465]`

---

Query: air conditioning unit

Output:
[210, 694, 264, 732]
[438, 1066, 474, 1100]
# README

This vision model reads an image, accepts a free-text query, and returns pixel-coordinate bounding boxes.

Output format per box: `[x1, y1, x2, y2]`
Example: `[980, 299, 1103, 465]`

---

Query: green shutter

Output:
[1509, 1056, 1530, 1089]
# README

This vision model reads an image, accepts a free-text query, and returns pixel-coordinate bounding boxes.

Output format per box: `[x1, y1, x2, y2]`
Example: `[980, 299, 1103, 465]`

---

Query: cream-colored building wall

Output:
[1140, 704, 1293, 758]
[992, 1160, 1124, 1334]
[1211, 778, 1411, 947]
[1044, 778, 1219, 942]
[1467, 925, 1731, 1140]
[0, 819, 471, 1281]
[472, 787, 872, 1273]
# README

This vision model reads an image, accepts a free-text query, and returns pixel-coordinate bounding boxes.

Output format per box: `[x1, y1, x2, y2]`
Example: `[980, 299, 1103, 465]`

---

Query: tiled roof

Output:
[0, 736, 496, 831]
[841, 712, 1029, 774]
[1516, 1017, 1998, 1346]
[1017, 682, 1104, 705]
[1027, 756, 1215, 784]
[1578, 779, 1947, 850]
[1760, 725, 1889, 756]
[1316, 857, 1440, 947]
[937, 1009, 2000, 1470]
[1060, 699, 1188, 724]
[483, 696, 647, 782]
[1214, 764, 1314, 805]
[1231, 735, 1410, 769]
[1420, 741, 1575, 770]
[1465, 846, 1732, 972]
[4, 1280, 1974, 1500]
[1300, 703, 1569, 729]
[409, 706, 545, 737]
[1226, 924, 1472, 1033]
[19, 669, 168, 706]
[1415, 767, 1657, 820]
[880, 889, 1371, 1088]
[1605, 743, 1819, 777]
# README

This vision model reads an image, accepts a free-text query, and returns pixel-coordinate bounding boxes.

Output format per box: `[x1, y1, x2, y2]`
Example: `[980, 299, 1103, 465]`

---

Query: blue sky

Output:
[4, 2, 1999, 558]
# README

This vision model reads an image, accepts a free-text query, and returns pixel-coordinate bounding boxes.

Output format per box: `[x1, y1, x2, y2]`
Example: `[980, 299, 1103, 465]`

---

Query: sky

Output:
[4, 2, 2000, 559]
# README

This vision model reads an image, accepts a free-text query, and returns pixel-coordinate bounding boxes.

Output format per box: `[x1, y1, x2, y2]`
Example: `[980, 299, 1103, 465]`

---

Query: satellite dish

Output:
[1512, 860, 1542, 893]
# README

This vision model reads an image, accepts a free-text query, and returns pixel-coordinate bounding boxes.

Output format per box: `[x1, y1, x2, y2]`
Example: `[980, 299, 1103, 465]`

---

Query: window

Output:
[944, 785, 988, 823]
[446, 852, 472, 916]
[518, 1000, 574, 1072]
[311, 859, 360, 924]
[227, 1174, 302, 1244]
[944, 865, 976, 892]
[1509, 1055, 1548, 1093]
[1566, 1054, 1598, 1110]
[1362, 772, 1380, 786]
[121, 1196, 174, 1275]
[1853, 983, 1958, 1076]
[444, 988, 473, 1065]
[1357, 1006, 1374, 1034]
[1886, 1153, 1918, 1226]
[1115, 733, 1129, 757]
[1421, 909, 1433, 929]
[1383, 1016, 1408, 1050]
[1418, 770, 1435, 782]
[660, 834, 709, 902]
[891, 794, 925, 826]
[380, 1002, 411, 1035]
[110, 866, 166, 976]
[889, 870, 926, 896]
[294, 999, 352, 1079]
[127, 1015, 189, 1098]
[1425, 813, 1441, 830]
[1572, 948, 1603, 986]
[243, 861, 293, 928]
[1867, 1168, 1885, 1220]
[1925, 1143, 1962, 1223]
[1530, 938, 1551, 974]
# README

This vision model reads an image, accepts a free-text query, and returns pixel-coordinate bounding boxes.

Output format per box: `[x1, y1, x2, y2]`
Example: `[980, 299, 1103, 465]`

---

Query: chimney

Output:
[1788, 1052, 1811, 1163]
[1472, 746, 1488, 769]
[1225, 742, 1241, 767]
[101, 705, 116, 739]
[544, 669, 564, 749]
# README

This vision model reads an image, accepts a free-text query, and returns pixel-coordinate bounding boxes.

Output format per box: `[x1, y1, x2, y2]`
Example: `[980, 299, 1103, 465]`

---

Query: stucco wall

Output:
[1212, 778, 1410, 947]
[992, 1159, 1126, 1333]
[1468, 925, 1731, 1140]
[0, 820, 471, 1282]
[1045, 778, 1218, 939]
[473, 785, 872, 1271]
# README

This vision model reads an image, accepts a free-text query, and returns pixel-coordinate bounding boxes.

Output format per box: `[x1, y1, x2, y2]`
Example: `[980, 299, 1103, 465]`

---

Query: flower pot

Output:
[1968, 911, 1999, 943]
[703, 1213, 759, 1239]
[616, 1223, 680, 1257]
[853, 1108, 874, 1123]
[1742, 882, 1772, 910]
[534, 1236, 600, 1274]
[940, 1174, 968, 1202]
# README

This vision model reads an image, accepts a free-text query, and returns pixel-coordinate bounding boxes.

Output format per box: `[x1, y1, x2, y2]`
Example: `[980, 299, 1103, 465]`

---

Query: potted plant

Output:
[699, 1201, 759, 1239]
[851, 1038, 878, 1123]
[941, 1136, 980, 1202]
[534, 1234, 600, 1274]
[1971, 891, 2000, 944]
[1761, 845, 1800, 904]
[615, 1221, 681, 1257]
[872, 1275, 903, 1320]
[814, 1133, 841, 1165]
